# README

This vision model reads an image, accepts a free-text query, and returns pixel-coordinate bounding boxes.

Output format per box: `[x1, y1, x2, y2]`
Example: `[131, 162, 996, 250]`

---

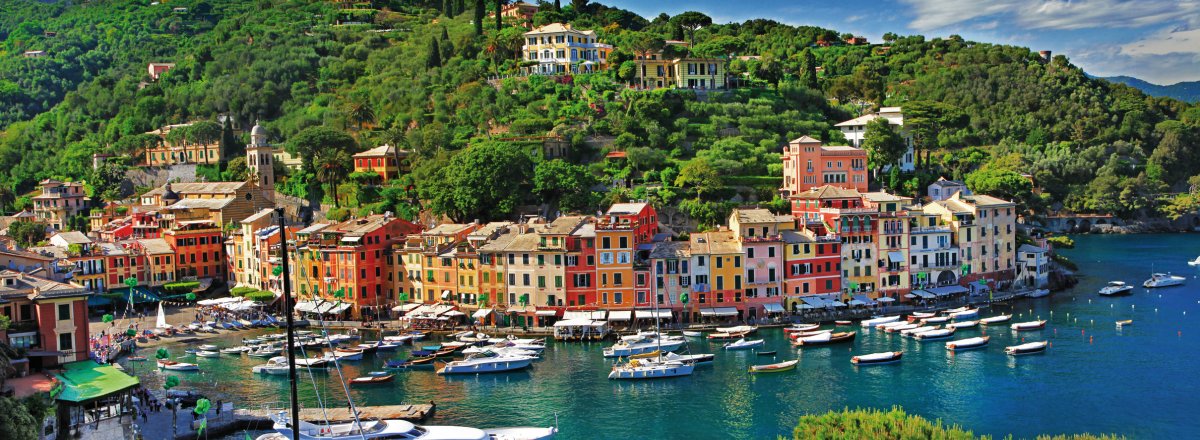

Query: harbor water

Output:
[122, 233, 1200, 439]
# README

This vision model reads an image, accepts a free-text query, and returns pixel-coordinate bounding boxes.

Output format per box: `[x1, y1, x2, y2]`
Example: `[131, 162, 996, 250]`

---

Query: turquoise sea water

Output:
[124, 234, 1200, 439]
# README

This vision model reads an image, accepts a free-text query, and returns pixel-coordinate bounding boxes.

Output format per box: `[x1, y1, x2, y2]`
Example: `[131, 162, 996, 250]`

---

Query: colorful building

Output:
[0, 270, 91, 368]
[353, 144, 405, 182]
[781, 229, 841, 311]
[164, 219, 224, 280]
[790, 185, 880, 298]
[595, 216, 636, 311]
[142, 123, 222, 166]
[648, 240, 691, 320]
[907, 212, 959, 289]
[779, 136, 869, 197]
[863, 192, 913, 299]
[32, 180, 88, 230]
[834, 106, 915, 172]
[522, 23, 612, 74]
[564, 222, 597, 309]
[297, 214, 422, 319]
[728, 208, 792, 319]
[924, 192, 1019, 287]
[688, 229, 743, 321]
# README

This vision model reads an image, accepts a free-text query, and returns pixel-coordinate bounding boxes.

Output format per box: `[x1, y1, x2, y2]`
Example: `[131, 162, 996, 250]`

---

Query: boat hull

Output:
[748, 359, 798, 373]
[608, 363, 694, 380]
[852, 352, 903, 365]
[437, 358, 534, 375]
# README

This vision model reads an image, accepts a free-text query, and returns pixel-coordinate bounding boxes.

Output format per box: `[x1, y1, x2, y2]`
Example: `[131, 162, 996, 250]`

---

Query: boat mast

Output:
[277, 208, 300, 440]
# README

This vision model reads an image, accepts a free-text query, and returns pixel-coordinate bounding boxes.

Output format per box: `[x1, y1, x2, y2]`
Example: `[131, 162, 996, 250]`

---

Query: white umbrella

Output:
[877, 297, 896, 303]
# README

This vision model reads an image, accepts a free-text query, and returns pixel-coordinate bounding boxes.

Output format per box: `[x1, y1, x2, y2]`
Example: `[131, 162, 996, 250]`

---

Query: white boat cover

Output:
[856, 352, 897, 361]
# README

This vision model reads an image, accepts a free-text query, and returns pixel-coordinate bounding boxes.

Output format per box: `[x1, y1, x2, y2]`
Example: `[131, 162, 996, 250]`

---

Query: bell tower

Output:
[246, 120, 275, 204]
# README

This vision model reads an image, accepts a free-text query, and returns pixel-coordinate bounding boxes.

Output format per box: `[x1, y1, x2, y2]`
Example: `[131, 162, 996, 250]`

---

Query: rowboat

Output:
[196, 350, 221, 358]
[748, 359, 798, 374]
[920, 316, 951, 324]
[794, 331, 856, 347]
[914, 328, 956, 341]
[715, 325, 757, 334]
[948, 309, 978, 320]
[158, 360, 200, 371]
[979, 315, 1012, 325]
[908, 312, 937, 322]
[834, 320, 853, 325]
[350, 372, 394, 385]
[900, 325, 938, 337]
[945, 336, 990, 351]
[723, 338, 765, 350]
[944, 306, 970, 314]
[384, 351, 438, 370]
[756, 350, 777, 356]
[876, 321, 912, 331]
[330, 348, 364, 361]
[786, 329, 832, 339]
[947, 320, 978, 329]
[861, 316, 900, 327]
[782, 324, 820, 334]
[1116, 319, 1133, 327]
[885, 323, 920, 333]
[198, 344, 219, 351]
[1010, 320, 1046, 331]
[706, 331, 749, 341]
[220, 347, 248, 355]
[1005, 341, 1049, 356]
[851, 351, 902, 365]
[682, 330, 704, 337]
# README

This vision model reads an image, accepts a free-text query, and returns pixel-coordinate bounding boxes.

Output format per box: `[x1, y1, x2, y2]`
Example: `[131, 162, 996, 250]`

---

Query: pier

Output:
[141, 403, 435, 440]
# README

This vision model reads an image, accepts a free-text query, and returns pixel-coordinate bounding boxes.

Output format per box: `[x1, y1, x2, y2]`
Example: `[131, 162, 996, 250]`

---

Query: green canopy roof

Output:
[53, 360, 140, 403]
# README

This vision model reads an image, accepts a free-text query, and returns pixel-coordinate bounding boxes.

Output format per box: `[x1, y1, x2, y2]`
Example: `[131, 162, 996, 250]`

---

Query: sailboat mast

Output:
[277, 208, 300, 440]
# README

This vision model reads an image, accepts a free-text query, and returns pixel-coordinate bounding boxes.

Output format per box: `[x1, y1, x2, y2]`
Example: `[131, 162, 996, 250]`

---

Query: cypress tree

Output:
[473, 0, 485, 35]
[494, 0, 502, 30]
[442, 0, 451, 17]
[426, 38, 442, 68]
[441, 27, 454, 60]
[799, 48, 819, 89]
[554, 0, 561, 11]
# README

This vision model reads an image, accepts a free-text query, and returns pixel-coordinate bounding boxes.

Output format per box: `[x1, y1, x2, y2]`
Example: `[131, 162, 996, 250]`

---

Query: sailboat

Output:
[256, 212, 556, 440]
[155, 301, 173, 330]
[608, 297, 695, 380]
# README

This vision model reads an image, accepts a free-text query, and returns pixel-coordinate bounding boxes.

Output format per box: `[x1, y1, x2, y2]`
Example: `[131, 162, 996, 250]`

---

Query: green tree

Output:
[671, 11, 712, 47]
[798, 48, 818, 89]
[8, 221, 44, 248]
[675, 158, 723, 200]
[534, 159, 598, 213]
[426, 38, 443, 68]
[0, 396, 38, 440]
[287, 126, 358, 174]
[627, 32, 664, 89]
[904, 100, 967, 168]
[419, 142, 533, 222]
[315, 149, 352, 208]
[473, 0, 485, 35]
[346, 99, 376, 131]
[495, 0, 505, 30]
[570, 0, 589, 11]
[965, 168, 1032, 201]
[861, 118, 907, 177]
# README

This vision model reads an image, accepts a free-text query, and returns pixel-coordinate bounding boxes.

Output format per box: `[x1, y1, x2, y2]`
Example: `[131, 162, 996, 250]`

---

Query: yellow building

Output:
[674, 58, 727, 90]
[143, 123, 222, 166]
[688, 229, 744, 321]
[924, 192, 1018, 286]
[352, 144, 406, 182]
[635, 42, 728, 90]
[863, 192, 913, 298]
[522, 23, 612, 74]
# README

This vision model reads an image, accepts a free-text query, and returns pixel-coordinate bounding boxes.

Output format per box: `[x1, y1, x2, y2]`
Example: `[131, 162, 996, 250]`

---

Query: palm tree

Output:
[347, 100, 376, 131]
[316, 149, 352, 208]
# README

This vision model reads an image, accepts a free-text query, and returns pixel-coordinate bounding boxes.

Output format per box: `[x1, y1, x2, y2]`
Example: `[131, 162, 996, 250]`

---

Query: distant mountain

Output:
[1099, 76, 1200, 103]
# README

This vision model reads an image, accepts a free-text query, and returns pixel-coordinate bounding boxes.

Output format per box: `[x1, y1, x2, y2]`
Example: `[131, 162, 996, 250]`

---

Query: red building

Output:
[779, 136, 869, 197]
[782, 229, 842, 311]
[164, 220, 225, 280]
[99, 242, 147, 287]
[791, 185, 880, 297]
[0, 270, 91, 370]
[298, 214, 423, 319]
[565, 223, 598, 308]
[605, 203, 659, 245]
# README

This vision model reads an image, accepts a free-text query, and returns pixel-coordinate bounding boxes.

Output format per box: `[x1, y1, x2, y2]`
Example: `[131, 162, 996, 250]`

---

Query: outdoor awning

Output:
[700, 307, 738, 317]
[553, 319, 593, 327]
[888, 251, 904, 262]
[877, 297, 896, 303]
[607, 310, 633, 321]
[848, 300, 865, 306]
[54, 360, 140, 403]
[443, 310, 466, 317]
[588, 311, 608, 320]
[801, 297, 829, 308]
[634, 310, 672, 319]
[830, 301, 848, 307]
[904, 294, 918, 299]
[852, 294, 877, 306]
[928, 285, 970, 297]
[763, 303, 785, 313]
[472, 308, 492, 318]
[535, 309, 559, 317]
[562, 311, 589, 320]
[294, 301, 318, 313]
[911, 290, 936, 299]
[392, 303, 422, 313]
[316, 301, 351, 315]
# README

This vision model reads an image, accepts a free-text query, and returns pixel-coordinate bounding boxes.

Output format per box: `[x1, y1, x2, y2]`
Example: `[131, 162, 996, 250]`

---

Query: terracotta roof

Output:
[423, 223, 475, 236]
[780, 229, 814, 244]
[789, 135, 823, 144]
[137, 238, 174, 255]
[353, 144, 396, 158]
[820, 145, 862, 152]
[690, 230, 739, 254]
[793, 185, 862, 200]
[143, 182, 247, 197]
[862, 192, 911, 203]
[539, 216, 587, 235]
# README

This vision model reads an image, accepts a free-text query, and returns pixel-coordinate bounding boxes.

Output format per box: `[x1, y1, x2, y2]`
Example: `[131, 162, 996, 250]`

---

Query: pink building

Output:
[779, 136, 869, 197]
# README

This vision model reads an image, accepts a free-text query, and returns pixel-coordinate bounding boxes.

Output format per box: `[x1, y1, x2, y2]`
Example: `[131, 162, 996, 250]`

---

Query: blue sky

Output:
[599, 0, 1200, 85]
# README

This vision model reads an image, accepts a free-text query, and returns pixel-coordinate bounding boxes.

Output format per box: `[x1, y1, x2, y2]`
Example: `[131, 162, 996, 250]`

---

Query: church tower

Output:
[247, 120, 275, 204]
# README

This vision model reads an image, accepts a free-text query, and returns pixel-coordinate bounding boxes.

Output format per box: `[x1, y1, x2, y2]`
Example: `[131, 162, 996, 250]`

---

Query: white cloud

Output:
[902, 0, 1199, 32]
[1121, 27, 1200, 56]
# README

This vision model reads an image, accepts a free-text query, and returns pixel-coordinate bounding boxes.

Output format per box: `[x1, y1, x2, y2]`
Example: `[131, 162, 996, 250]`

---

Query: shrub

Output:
[245, 291, 276, 302]
[792, 407, 1123, 440]
[230, 286, 257, 297]
[326, 207, 351, 222]
[1047, 235, 1075, 249]
[162, 281, 199, 293]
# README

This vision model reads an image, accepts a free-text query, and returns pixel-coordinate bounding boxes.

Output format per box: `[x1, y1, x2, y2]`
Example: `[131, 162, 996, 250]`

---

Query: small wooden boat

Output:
[682, 330, 704, 337]
[979, 315, 1012, 325]
[947, 320, 978, 329]
[921, 316, 951, 324]
[907, 312, 937, 322]
[944, 306, 971, 314]
[723, 338, 765, 350]
[748, 359, 798, 374]
[1010, 320, 1047, 331]
[885, 323, 920, 333]
[834, 320, 853, 326]
[331, 348, 364, 361]
[949, 309, 979, 320]
[782, 324, 820, 334]
[1116, 319, 1133, 327]
[715, 325, 757, 334]
[385, 351, 438, 370]
[860, 316, 901, 327]
[900, 325, 938, 337]
[914, 328, 956, 341]
[350, 372, 394, 385]
[794, 331, 856, 347]
[707, 331, 748, 341]
[756, 350, 777, 356]
[157, 360, 200, 371]
[195, 350, 220, 358]
[787, 329, 832, 339]
[946, 336, 990, 351]
[421, 345, 443, 351]
[198, 344, 219, 351]
[1005, 341, 1049, 356]
[852, 351, 903, 365]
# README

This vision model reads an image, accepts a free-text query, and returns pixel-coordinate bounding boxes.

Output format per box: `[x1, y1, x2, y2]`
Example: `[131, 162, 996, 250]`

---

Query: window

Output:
[59, 333, 73, 351]
[716, 258, 723, 269]
[538, 276, 546, 288]
[554, 276, 563, 288]
[58, 303, 71, 321]
[599, 252, 614, 265]
[523, 274, 531, 286]
[768, 247, 776, 258]
[614, 273, 623, 286]
[619, 237, 628, 248]
[697, 256, 706, 267]
[602, 237, 611, 249]
[614, 292, 623, 304]
[617, 252, 630, 264]
[747, 248, 755, 258]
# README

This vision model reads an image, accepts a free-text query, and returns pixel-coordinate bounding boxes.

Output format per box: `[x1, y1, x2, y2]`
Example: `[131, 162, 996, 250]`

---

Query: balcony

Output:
[911, 226, 952, 234]
[743, 234, 783, 243]
[820, 207, 875, 215]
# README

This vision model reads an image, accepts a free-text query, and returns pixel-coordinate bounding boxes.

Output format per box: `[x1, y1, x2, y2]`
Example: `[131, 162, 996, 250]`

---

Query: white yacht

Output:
[602, 336, 685, 358]
[1099, 281, 1134, 296]
[252, 356, 291, 375]
[608, 357, 695, 380]
[1189, 256, 1200, 266]
[255, 411, 556, 440]
[436, 351, 536, 375]
[1144, 273, 1186, 288]
[461, 345, 540, 358]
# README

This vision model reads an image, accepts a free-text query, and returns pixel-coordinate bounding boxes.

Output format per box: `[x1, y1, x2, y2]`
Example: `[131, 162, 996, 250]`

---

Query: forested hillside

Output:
[1101, 76, 1200, 104]
[0, 0, 1197, 227]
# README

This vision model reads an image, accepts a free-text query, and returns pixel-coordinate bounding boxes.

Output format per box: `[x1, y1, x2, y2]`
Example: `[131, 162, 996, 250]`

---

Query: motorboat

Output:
[603, 336, 684, 358]
[1116, 319, 1133, 327]
[196, 350, 221, 358]
[384, 351, 438, 370]
[247, 346, 283, 358]
[255, 411, 556, 440]
[947, 320, 978, 329]
[1144, 273, 1186, 288]
[715, 325, 757, 334]
[357, 340, 400, 351]
[682, 330, 704, 337]
[292, 357, 331, 369]
[329, 348, 364, 361]
[198, 344, 219, 351]
[1099, 281, 1134, 296]
[608, 357, 694, 380]
[436, 351, 536, 375]
[756, 351, 777, 356]
[1026, 289, 1051, 298]
[350, 372, 394, 385]
[1005, 341, 1049, 356]
[786, 329, 832, 339]
[462, 345, 539, 358]
[1010, 320, 1047, 331]
[945, 336, 990, 351]
[382, 334, 414, 344]
[1189, 256, 1200, 266]
[723, 338, 765, 350]
[221, 346, 249, 355]
[782, 324, 820, 334]
[979, 315, 1012, 325]
[900, 325, 938, 337]
[748, 359, 798, 374]
[660, 352, 714, 365]
[914, 328, 956, 340]
[794, 331, 856, 347]
[920, 316, 951, 324]
[875, 320, 911, 330]
[706, 331, 749, 341]
[907, 312, 937, 321]
[948, 309, 978, 320]
[884, 323, 919, 333]
[860, 316, 900, 327]
[943, 306, 971, 314]
[158, 360, 200, 371]
[851, 351, 902, 365]
[252, 356, 292, 375]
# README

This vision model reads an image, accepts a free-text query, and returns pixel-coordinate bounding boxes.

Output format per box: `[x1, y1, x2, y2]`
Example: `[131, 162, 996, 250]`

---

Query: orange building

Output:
[779, 135, 868, 197]
[594, 216, 636, 311]
[352, 144, 406, 182]
[164, 220, 225, 280]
